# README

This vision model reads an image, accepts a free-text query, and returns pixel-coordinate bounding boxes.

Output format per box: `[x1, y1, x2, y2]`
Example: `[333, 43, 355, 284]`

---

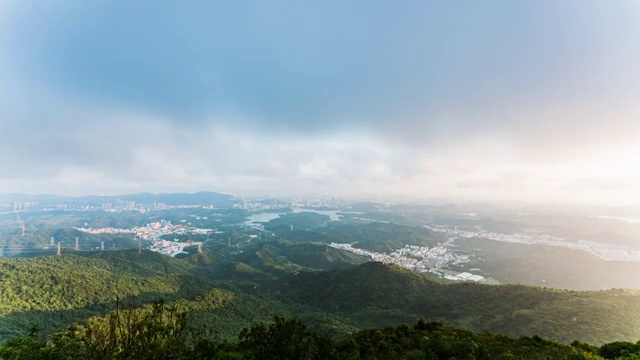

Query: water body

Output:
[244, 208, 343, 225]
[244, 212, 282, 224]
[292, 208, 342, 221]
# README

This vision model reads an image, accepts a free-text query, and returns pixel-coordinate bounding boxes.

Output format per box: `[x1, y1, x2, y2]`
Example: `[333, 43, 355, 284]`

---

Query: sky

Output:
[0, 1, 640, 204]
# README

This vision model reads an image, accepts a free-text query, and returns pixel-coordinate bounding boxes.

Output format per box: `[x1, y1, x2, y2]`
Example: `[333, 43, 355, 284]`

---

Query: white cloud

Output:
[1, 1, 640, 205]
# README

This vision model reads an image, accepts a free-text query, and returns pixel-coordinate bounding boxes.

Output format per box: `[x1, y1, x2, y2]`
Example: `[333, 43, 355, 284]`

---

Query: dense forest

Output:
[2, 306, 639, 359]
[3, 247, 640, 347]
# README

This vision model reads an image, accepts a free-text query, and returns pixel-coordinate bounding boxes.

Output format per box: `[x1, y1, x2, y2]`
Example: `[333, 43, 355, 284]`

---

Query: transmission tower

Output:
[74, 237, 79, 251]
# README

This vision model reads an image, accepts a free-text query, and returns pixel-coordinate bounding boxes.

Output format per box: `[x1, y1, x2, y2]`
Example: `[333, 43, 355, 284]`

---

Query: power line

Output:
[0, 245, 138, 252]
[0, 245, 118, 249]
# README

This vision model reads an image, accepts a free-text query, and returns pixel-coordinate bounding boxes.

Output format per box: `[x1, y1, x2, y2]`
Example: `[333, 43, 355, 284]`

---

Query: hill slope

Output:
[274, 262, 640, 344]
[0, 251, 215, 338]
[1, 315, 611, 359]
[3, 249, 640, 345]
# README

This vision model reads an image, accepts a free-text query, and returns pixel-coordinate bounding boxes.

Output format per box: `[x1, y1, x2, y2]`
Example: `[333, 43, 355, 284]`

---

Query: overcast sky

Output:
[1, 1, 640, 204]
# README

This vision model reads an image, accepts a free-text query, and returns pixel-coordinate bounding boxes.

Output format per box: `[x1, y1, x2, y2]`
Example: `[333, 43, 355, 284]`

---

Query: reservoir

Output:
[244, 208, 343, 225]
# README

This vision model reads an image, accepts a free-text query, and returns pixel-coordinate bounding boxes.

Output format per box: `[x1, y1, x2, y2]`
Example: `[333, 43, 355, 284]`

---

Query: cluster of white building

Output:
[443, 272, 485, 282]
[76, 220, 216, 243]
[148, 240, 203, 257]
[234, 201, 290, 212]
[75, 227, 134, 235]
[329, 243, 460, 272]
[424, 224, 640, 262]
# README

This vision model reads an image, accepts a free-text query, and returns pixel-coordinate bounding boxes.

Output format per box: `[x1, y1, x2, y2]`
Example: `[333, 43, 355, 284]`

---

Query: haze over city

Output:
[1, 1, 640, 205]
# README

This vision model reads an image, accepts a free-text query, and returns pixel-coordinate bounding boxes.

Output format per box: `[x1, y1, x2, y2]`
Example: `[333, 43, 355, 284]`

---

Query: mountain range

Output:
[0, 191, 236, 207]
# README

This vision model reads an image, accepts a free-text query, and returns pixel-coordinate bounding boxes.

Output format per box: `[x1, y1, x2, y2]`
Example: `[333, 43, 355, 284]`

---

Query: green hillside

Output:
[260, 214, 446, 253]
[2, 246, 640, 347]
[0, 244, 365, 340]
[320, 221, 446, 253]
[0, 312, 629, 359]
[273, 262, 640, 344]
[279, 243, 369, 270]
[227, 242, 368, 273]
[0, 251, 215, 338]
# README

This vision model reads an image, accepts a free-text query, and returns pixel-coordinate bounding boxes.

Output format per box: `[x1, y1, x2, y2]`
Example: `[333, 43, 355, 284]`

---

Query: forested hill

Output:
[2, 312, 631, 359]
[2, 247, 640, 346]
[0, 251, 217, 338]
[274, 262, 640, 344]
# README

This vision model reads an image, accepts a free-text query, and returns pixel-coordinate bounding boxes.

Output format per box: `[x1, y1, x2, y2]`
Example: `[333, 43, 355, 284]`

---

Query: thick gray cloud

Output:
[1, 0, 640, 204]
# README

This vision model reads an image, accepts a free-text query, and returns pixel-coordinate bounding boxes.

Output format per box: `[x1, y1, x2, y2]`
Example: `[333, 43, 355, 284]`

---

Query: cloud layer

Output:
[1, 1, 640, 204]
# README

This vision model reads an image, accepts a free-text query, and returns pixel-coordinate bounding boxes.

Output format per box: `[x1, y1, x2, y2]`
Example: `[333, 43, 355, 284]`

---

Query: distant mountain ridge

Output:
[0, 191, 237, 207]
